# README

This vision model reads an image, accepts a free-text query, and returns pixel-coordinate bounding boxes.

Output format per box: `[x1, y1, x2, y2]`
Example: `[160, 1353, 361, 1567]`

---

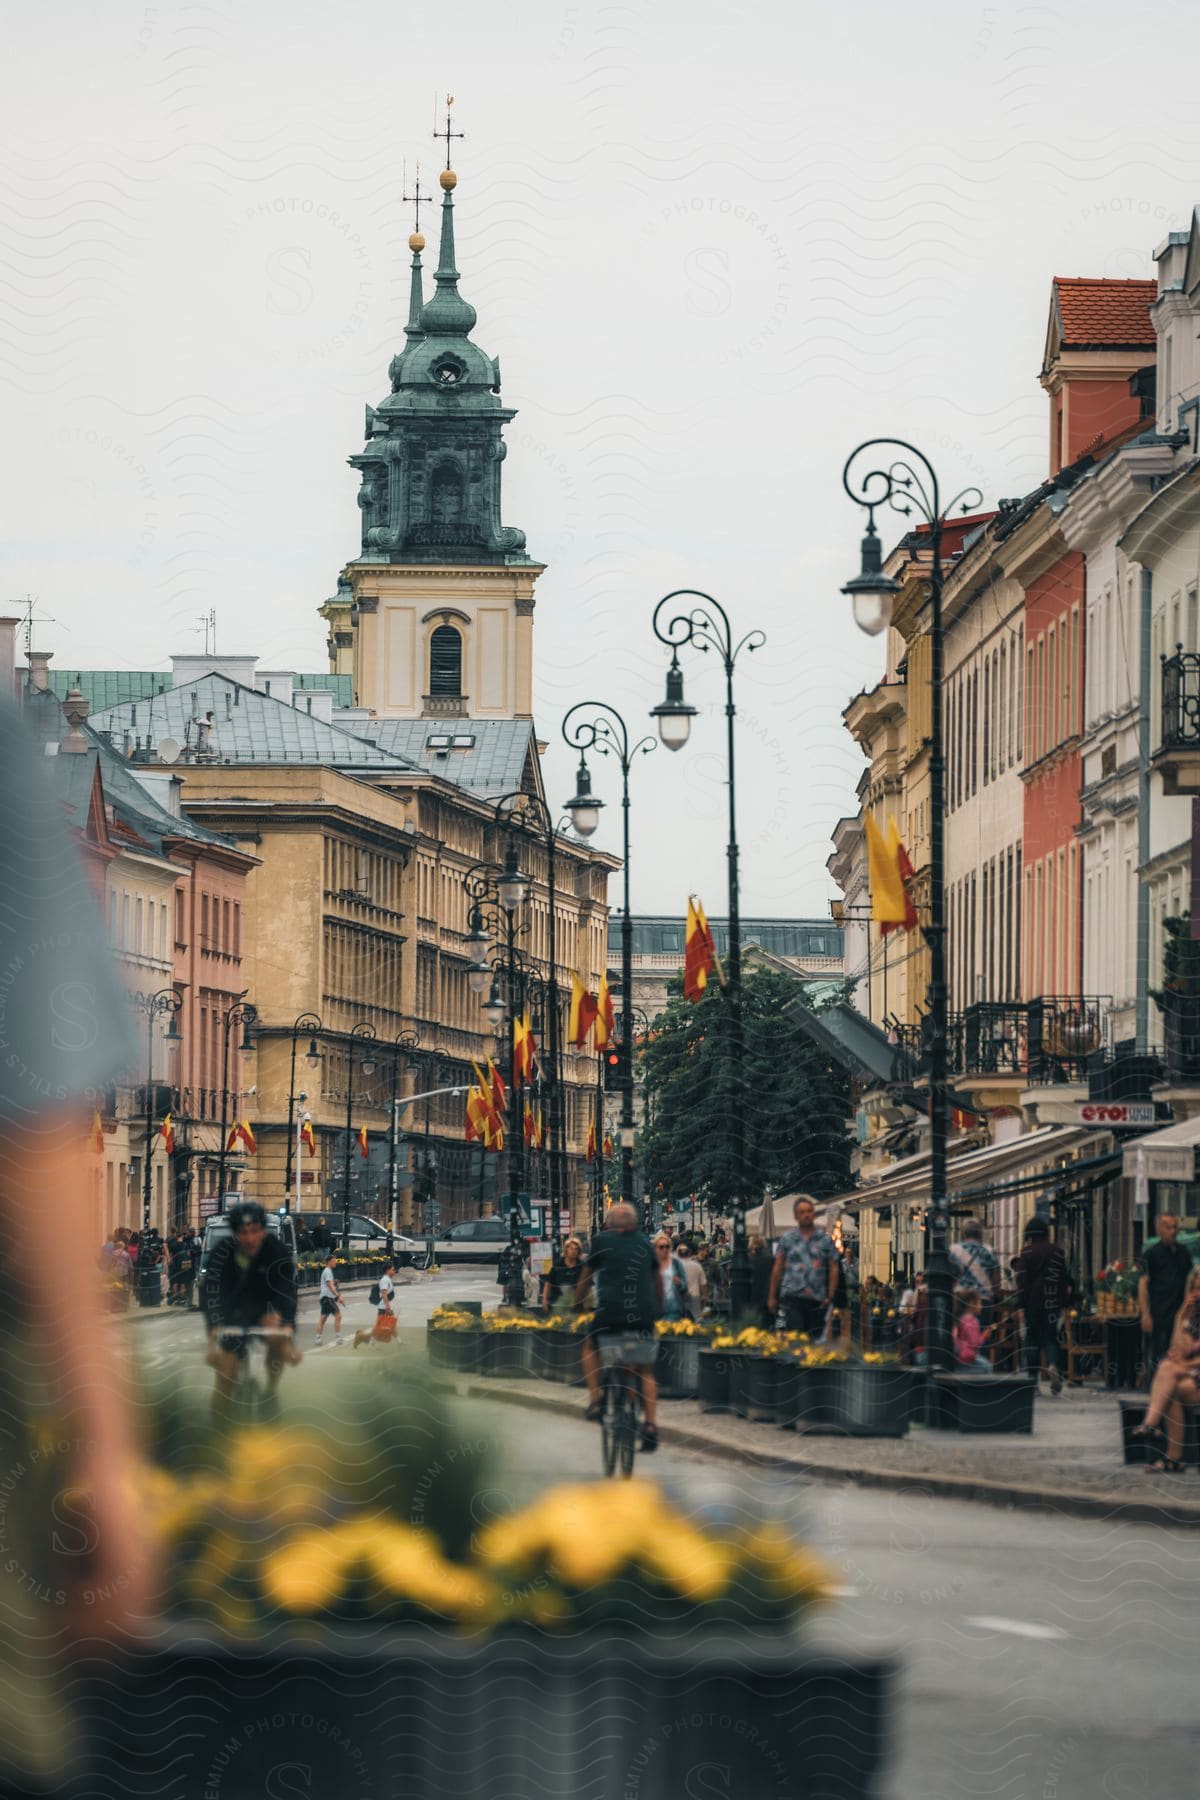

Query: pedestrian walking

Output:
[675, 1239, 708, 1319]
[1138, 1214, 1193, 1380]
[950, 1219, 1002, 1327]
[653, 1232, 691, 1322]
[749, 1234, 775, 1328]
[497, 1236, 528, 1308]
[766, 1195, 840, 1336]
[542, 1236, 584, 1312]
[354, 1264, 397, 1348]
[1015, 1215, 1067, 1394]
[314, 1253, 343, 1346]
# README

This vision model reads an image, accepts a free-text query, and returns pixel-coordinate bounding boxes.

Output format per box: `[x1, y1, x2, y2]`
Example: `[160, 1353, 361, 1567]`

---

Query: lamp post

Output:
[490, 791, 569, 1233]
[651, 590, 764, 1318]
[388, 1028, 421, 1252]
[216, 998, 257, 1211]
[341, 1022, 378, 1254]
[134, 987, 182, 1307]
[284, 1013, 323, 1207]
[563, 702, 655, 1221]
[841, 437, 981, 1372]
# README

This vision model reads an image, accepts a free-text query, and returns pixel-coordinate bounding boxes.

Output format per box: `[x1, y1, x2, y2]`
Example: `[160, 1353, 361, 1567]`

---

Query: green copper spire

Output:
[404, 233, 425, 341]
[417, 169, 477, 337]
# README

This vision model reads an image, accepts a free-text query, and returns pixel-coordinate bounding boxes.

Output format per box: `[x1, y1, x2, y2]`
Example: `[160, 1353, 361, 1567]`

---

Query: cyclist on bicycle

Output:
[202, 1201, 299, 1410]
[576, 1202, 662, 1452]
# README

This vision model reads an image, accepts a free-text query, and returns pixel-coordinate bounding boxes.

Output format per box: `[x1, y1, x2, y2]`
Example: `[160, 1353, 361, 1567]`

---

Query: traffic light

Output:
[603, 1050, 621, 1092]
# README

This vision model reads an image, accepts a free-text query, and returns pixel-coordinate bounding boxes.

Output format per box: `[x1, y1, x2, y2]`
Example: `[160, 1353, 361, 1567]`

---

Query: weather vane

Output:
[402, 159, 433, 235]
[434, 92, 463, 169]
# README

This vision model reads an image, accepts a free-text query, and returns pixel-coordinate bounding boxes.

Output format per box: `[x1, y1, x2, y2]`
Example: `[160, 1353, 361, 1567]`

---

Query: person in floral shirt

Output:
[767, 1196, 840, 1335]
[950, 1219, 1001, 1324]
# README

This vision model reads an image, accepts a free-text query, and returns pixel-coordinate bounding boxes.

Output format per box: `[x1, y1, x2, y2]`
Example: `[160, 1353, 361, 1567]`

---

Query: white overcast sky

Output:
[3, 1, 1199, 916]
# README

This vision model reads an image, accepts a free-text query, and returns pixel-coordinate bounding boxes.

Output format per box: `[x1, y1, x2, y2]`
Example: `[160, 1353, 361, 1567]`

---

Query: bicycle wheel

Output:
[617, 1370, 639, 1479]
[601, 1371, 620, 1477]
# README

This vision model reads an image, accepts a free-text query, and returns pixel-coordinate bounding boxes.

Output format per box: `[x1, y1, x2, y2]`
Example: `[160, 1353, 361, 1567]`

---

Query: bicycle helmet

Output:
[227, 1200, 268, 1231]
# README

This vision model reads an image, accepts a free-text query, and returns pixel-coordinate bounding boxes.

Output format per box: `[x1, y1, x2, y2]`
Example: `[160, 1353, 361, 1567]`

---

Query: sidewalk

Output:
[113, 1273, 393, 1323]
[435, 1363, 1200, 1529]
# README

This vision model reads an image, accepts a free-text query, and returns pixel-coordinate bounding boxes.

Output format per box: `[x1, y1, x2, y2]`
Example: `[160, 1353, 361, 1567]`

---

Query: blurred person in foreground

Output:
[1133, 1265, 1200, 1471]
[0, 694, 153, 1795]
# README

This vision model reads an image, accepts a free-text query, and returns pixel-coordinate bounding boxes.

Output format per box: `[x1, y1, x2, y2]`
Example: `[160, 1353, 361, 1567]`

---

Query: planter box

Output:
[823, 1366, 911, 1438]
[656, 1337, 702, 1398]
[478, 1330, 533, 1378]
[930, 1372, 1035, 1434]
[1120, 1398, 1200, 1466]
[777, 1361, 836, 1432]
[698, 1348, 733, 1412]
[426, 1322, 462, 1368]
[437, 1326, 487, 1375]
[529, 1326, 584, 1383]
[72, 1625, 895, 1800]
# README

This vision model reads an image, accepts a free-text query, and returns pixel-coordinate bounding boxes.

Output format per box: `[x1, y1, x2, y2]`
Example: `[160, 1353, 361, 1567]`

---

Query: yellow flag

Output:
[864, 813, 907, 928]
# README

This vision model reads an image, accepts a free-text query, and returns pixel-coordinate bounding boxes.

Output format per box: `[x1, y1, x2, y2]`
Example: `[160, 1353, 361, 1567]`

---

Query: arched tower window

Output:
[429, 624, 463, 697]
[431, 463, 464, 524]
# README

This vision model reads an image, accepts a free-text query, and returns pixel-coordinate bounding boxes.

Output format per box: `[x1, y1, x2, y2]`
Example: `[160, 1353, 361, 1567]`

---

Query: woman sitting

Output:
[1134, 1266, 1200, 1471]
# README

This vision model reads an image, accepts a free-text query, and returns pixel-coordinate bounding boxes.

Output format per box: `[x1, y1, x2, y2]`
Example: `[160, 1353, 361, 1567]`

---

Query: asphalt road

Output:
[129, 1272, 1198, 1800]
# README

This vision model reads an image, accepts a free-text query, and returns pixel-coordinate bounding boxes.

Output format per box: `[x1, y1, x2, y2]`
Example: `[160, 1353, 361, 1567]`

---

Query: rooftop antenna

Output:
[194, 609, 217, 657]
[14, 594, 58, 665]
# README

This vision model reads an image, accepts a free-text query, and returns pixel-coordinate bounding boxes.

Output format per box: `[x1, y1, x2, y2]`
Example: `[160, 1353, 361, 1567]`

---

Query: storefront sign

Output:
[1075, 1102, 1155, 1127]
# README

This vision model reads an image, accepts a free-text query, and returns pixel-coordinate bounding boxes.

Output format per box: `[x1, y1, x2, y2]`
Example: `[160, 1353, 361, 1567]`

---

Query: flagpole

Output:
[651, 593, 766, 1319]
[295, 1108, 306, 1218]
[340, 1022, 378, 1255]
[133, 987, 182, 1307]
[215, 996, 256, 1219]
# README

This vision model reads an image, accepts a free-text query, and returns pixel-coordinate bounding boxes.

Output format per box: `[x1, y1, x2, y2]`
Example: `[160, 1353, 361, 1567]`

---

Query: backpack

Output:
[368, 1281, 381, 1306]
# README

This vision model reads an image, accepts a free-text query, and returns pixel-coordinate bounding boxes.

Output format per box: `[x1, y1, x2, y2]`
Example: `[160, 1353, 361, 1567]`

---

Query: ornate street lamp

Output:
[285, 1012, 323, 1207]
[497, 842, 529, 914]
[841, 437, 981, 1371]
[387, 1028, 421, 1250]
[133, 987, 182, 1307]
[650, 590, 764, 1318]
[563, 700, 655, 1220]
[216, 998, 257, 1211]
[340, 1022, 378, 1253]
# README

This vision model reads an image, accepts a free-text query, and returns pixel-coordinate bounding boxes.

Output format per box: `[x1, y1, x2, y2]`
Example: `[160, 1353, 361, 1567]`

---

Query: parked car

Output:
[311, 1214, 426, 1265]
[432, 1216, 521, 1264]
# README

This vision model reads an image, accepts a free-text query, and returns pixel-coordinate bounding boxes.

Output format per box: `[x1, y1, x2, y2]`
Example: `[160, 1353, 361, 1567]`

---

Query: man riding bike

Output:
[577, 1202, 663, 1453]
[201, 1201, 299, 1411]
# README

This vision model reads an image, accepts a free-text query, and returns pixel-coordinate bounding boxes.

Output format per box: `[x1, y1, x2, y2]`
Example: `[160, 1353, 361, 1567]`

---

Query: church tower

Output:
[322, 142, 542, 719]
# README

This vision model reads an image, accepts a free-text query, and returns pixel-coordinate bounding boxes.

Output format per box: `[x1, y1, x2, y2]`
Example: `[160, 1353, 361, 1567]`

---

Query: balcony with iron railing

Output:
[1155, 648, 1200, 796]
[886, 996, 1112, 1094]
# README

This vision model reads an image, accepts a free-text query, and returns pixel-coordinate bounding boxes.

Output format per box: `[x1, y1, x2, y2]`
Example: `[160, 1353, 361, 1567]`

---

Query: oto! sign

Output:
[1075, 1102, 1155, 1127]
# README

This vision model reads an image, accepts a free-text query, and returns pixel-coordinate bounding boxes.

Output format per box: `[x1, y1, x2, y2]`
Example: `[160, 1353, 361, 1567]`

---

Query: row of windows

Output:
[199, 892, 241, 958]
[947, 626, 1024, 811]
[1024, 845, 1080, 999]
[325, 840, 405, 917]
[621, 923, 843, 959]
[109, 887, 171, 963]
[1026, 608, 1081, 766]
[949, 846, 1022, 1009]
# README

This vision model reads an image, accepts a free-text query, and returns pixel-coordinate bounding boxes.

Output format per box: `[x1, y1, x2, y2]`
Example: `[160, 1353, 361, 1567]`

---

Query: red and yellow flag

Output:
[585, 1120, 597, 1163]
[569, 972, 598, 1048]
[226, 1122, 240, 1152]
[89, 1111, 105, 1155]
[357, 1124, 369, 1160]
[300, 1118, 317, 1156]
[683, 896, 717, 1001]
[513, 1011, 537, 1084]
[603, 1131, 613, 1159]
[160, 1113, 175, 1155]
[865, 814, 919, 934]
[487, 1056, 508, 1113]
[594, 972, 616, 1050]
[239, 1120, 257, 1154]
[523, 1102, 538, 1148]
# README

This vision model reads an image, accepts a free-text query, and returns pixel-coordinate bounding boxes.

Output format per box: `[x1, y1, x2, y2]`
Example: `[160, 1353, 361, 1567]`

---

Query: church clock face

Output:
[431, 356, 465, 387]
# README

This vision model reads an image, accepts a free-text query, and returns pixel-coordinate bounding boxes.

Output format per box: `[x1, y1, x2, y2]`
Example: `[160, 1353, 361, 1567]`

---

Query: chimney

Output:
[0, 617, 19, 699]
[60, 686, 89, 755]
[27, 648, 52, 694]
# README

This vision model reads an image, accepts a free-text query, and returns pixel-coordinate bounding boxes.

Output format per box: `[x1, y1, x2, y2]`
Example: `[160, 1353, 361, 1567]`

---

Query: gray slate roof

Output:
[354, 717, 536, 795]
[92, 676, 419, 771]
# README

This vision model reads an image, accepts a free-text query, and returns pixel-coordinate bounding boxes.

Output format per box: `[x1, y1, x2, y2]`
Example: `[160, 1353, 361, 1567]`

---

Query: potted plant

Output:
[1095, 1262, 1140, 1319]
[84, 1391, 894, 1800]
[426, 1303, 486, 1373]
[655, 1317, 711, 1397]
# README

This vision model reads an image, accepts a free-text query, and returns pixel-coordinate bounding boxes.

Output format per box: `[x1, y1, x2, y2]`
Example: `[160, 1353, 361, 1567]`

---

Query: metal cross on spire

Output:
[402, 160, 434, 235]
[433, 92, 464, 169]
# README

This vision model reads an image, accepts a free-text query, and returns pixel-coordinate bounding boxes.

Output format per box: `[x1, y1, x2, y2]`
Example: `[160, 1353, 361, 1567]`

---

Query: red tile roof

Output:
[1052, 277, 1156, 347]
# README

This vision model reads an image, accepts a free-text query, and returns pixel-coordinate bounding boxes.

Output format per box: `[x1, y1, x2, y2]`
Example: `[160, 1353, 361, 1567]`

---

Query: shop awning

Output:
[834, 1125, 1100, 1212]
[1122, 1114, 1200, 1183]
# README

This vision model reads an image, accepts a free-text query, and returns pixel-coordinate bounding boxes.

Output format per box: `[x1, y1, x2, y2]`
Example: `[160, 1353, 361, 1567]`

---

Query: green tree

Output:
[640, 967, 851, 1213]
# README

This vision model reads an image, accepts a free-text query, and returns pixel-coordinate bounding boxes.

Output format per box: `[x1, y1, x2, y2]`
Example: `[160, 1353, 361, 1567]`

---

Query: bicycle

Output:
[211, 1325, 295, 1423]
[599, 1332, 649, 1478]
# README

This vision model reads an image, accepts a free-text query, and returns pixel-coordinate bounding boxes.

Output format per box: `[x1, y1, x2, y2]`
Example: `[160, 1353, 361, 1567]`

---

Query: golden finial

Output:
[408, 231, 425, 252]
[440, 168, 457, 190]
